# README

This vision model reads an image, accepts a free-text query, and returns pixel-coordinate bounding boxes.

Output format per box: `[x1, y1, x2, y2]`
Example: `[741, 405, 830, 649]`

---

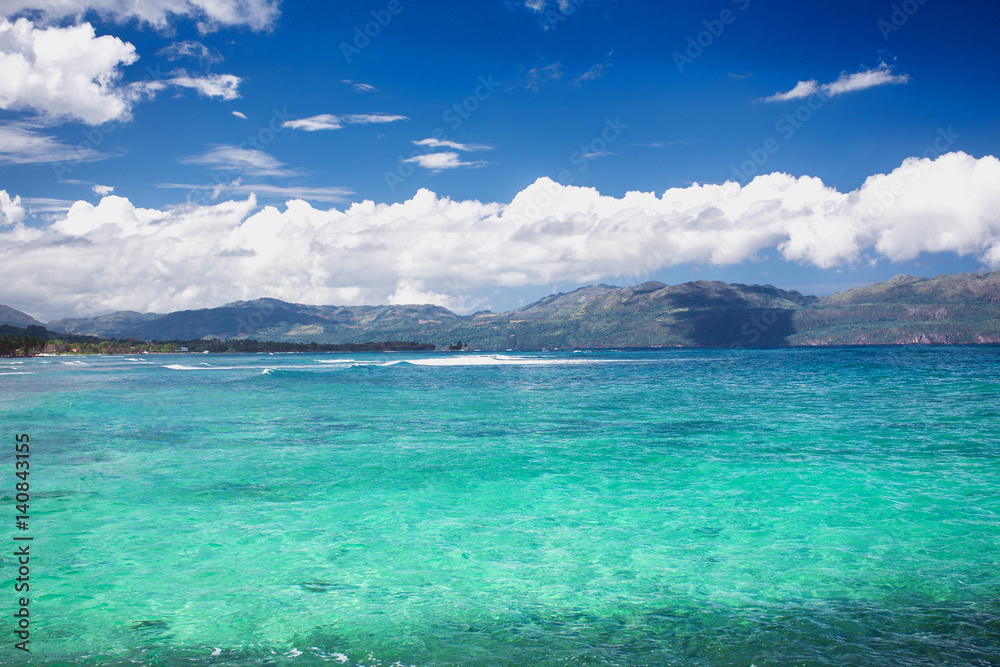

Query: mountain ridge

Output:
[3, 270, 998, 348]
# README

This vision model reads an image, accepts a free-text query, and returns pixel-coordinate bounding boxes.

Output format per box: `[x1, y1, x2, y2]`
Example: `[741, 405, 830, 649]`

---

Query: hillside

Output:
[3, 270, 999, 348]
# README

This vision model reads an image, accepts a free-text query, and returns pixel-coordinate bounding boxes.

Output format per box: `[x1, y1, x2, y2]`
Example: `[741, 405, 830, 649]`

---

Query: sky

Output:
[1, 0, 999, 321]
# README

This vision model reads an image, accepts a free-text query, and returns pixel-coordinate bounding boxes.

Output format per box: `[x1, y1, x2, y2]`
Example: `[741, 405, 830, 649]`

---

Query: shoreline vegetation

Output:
[0, 326, 436, 358]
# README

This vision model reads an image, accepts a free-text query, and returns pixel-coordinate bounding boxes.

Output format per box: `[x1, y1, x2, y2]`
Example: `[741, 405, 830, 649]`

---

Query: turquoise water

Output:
[1, 348, 999, 666]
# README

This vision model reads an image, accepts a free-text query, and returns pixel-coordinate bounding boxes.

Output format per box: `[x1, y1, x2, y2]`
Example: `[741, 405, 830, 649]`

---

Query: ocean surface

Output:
[1, 347, 999, 666]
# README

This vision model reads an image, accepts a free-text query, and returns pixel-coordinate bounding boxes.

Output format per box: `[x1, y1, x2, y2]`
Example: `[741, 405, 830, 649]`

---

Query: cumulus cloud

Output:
[91, 184, 113, 196]
[281, 113, 407, 131]
[0, 189, 25, 226]
[0, 18, 138, 124]
[2, 152, 999, 320]
[0, 0, 281, 32]
[0, 122, 106, 164]
[762, 63, 909, 102]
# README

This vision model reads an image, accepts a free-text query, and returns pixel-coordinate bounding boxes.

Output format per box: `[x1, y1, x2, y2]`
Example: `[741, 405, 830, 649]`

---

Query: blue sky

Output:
[1, 0, 999, 320]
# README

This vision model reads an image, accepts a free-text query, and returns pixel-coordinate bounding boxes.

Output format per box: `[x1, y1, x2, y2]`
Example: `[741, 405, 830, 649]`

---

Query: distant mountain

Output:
[6, 270, 999, 348]
[789, 271, 1000, 345]
[48, 310, 161, 338]
[0, 305, 44, 328]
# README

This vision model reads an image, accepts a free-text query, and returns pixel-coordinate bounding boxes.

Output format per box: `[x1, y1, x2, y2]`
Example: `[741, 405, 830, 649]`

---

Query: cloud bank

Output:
[2, 152, 999, 320]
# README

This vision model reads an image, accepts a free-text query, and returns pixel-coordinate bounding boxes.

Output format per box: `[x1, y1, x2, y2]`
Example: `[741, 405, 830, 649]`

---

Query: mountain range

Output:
[3, 271, 999, 348]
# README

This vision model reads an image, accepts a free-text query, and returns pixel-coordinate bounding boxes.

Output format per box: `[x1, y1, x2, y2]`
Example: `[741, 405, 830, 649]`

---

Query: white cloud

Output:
[0, 18, 137, 124]
[3, 152, 1000, 320]
[180, 145, 292, 177]
[0, 123, 106, 164]
[352, 83, 376, 93]
[762, 63, 909, 103]
[92, 184, 113, 196]
[823, 63, 910, 96]
[0, 0, 281, 32]
[404, 152, 485, 171]
[232, 110, 247, 119]
[343, 113, 406, 124]
[281, 113, 407, 131]
[761, 79, 819, 102]
[413, 138, 491, 152]
[167, 72, 240, 99]
[281, 114, 342, 131]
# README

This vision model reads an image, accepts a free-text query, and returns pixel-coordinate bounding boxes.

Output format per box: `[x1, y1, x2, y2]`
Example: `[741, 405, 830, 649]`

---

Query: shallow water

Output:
[2, 347, 999, 665]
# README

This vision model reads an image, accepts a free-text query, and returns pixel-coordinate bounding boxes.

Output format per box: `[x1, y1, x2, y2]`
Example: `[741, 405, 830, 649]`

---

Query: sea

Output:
[1, 347, 998, 666]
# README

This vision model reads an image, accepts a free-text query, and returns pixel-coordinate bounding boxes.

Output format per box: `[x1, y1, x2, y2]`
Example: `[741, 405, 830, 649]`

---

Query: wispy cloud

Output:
[413, 138, 492, 152]
[232, 111, 248, 120]
[281, 113, 408, 131]
[91, 184, 114, 196]
[574, 61, 610, 86]
[526, 62, 564, 90]
[180, 145, 293, 177]
[157, 40, 223, 65]
[0, 123, 107, 165]
[159, 181, 354, 204]
[762, 63, 909, 102]
[630, 141, 687, 148]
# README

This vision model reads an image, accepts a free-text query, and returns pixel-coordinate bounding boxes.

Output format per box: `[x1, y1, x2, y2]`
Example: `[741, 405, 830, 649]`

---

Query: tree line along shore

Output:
[0, 325, 435, 358]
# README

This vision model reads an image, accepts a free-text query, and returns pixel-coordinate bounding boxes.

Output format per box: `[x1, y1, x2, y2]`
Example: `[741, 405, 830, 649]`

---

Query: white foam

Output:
[163, 364, 251, 371]
[0, 372, 33, 375]
[405, 355, 595, 367]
